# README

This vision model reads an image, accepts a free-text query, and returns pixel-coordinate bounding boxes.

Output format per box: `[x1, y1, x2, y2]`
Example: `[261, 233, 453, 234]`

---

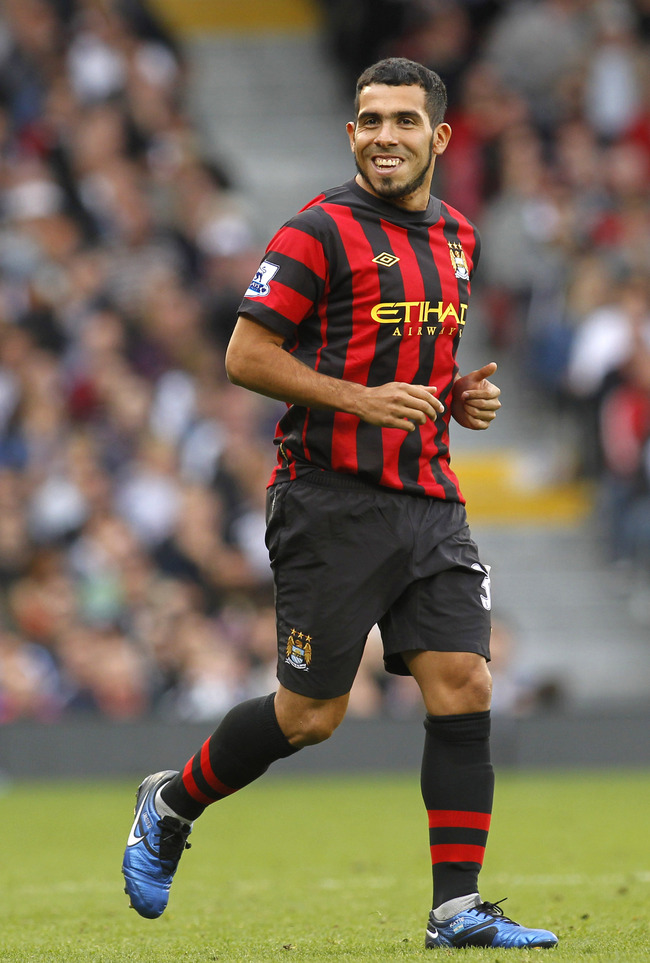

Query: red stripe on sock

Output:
[430, 843, 487, 865]
[181, 758, 215, 806]
[428, 809, 492, 831]
[199, 739, 236, 796]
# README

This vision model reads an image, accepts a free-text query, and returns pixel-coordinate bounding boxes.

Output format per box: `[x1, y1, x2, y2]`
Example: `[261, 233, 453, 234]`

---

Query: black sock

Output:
[161, 693, 300, 821]
[421, 710, 494, 910]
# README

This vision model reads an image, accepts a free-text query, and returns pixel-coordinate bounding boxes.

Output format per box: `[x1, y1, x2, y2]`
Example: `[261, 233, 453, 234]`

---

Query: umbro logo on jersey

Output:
[372, 252, 400, 267]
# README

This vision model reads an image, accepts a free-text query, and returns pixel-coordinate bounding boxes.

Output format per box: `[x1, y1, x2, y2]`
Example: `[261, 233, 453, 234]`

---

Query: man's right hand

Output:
[355, 383, 444, 432]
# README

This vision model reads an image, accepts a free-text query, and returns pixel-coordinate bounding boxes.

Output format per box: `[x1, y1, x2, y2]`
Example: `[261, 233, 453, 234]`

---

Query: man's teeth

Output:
[375, 158, 401, 167]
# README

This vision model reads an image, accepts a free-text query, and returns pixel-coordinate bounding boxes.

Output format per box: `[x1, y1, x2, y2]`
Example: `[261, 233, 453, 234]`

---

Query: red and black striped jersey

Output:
[238, 178, 480, 500]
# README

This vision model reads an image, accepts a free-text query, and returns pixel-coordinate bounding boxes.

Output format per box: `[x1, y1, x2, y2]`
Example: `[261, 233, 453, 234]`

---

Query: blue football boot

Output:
[425, 899, 558, 949]
[122, 770, 192, 919]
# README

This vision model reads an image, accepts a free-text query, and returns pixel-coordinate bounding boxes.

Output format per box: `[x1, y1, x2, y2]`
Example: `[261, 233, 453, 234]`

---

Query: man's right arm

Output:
[225, 314, 443, 433]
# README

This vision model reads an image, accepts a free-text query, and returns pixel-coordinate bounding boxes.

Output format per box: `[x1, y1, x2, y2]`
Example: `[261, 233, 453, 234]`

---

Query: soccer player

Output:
[122, 58, 558, 950]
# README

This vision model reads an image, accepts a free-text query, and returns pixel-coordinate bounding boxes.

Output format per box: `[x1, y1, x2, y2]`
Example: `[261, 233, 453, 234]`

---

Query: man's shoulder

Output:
[437, 197, 480, 236]
[272, 182, 359, 245]
[292, 181, 357, 219]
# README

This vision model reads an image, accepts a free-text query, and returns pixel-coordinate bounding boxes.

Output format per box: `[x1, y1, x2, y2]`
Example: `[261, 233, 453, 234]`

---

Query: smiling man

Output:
[348, 70, 448, 206]
[122, 58, 558, 951]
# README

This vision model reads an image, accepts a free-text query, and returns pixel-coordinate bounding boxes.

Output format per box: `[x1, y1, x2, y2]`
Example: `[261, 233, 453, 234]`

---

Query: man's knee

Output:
[446, 653, 491, 691]
[458, 659, 493, 707]
[404, 650, 492, 716]
[286, 707, 341, 747]
[274, 687, 349, 747]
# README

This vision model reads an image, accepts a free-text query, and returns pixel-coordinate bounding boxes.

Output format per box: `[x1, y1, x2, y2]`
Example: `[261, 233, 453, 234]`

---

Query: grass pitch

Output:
[0, 769, 648, 961]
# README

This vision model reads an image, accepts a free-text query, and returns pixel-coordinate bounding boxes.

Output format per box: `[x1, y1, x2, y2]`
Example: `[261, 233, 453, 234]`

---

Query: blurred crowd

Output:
[1, 0, 648, 723]
[0, 0, 281, 723]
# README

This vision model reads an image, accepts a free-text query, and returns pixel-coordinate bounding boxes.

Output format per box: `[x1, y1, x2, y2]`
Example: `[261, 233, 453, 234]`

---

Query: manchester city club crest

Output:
[448, 241, 470, 281]
[285, 630, 312, 670]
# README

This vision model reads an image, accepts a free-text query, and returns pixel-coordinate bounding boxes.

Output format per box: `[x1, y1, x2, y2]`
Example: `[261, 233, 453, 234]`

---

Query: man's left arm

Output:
[451, 362, 501, 430]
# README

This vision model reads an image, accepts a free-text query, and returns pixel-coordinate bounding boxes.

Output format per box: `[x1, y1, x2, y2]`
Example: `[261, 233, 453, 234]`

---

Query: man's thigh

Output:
[380, 524, 492, 675]
[266, 478, 409, 699]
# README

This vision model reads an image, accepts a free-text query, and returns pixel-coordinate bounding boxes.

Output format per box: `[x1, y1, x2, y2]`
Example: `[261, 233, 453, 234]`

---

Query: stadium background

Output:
[0, 0, 649, 776]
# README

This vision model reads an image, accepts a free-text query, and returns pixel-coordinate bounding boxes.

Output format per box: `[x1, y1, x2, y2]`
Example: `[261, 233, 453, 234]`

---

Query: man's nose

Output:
[374, 121, 398, 144]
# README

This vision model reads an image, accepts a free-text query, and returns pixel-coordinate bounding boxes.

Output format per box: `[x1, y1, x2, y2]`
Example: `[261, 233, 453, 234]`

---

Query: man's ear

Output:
[346, 120, 356, 152]
[432, 122, 452, 156]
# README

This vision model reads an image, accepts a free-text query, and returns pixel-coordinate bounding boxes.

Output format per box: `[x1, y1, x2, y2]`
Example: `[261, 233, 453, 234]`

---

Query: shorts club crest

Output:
[285, 630, 312, 670]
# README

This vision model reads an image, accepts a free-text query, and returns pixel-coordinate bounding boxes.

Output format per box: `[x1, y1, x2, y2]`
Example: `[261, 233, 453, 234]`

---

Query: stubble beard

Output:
[355, 137, 434, 202]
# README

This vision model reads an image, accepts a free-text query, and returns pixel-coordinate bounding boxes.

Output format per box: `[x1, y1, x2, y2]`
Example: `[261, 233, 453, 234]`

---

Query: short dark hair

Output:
[354, 58, 448, 128]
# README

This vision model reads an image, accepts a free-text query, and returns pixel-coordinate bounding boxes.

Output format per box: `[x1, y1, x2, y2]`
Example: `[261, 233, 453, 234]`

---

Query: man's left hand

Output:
[451, 362, 501, 430]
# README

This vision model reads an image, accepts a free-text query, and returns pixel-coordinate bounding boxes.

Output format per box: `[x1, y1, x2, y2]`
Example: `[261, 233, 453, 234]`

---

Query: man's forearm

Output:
[226, 319, 364, 414]
[226, 315, 444, 432]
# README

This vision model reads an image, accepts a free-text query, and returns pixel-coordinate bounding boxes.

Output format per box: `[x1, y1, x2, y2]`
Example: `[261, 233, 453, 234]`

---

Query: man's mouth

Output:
[372, 156, 403, 172]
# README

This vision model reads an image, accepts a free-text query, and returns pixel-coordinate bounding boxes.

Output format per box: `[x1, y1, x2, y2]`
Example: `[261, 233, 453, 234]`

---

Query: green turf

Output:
[0, 769, 648, 961]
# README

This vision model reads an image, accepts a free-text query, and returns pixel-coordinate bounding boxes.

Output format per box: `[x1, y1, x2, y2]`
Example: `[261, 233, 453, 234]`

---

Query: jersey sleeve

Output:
[469, 229, 481, 276]
[238, 216, 329, 342]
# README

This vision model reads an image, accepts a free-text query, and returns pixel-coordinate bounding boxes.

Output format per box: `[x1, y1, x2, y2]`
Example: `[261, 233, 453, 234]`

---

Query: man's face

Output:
[347, 84, 450, 210]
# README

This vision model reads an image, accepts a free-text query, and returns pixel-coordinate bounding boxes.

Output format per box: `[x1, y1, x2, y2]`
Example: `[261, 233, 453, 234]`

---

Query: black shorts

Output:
[265, 472, 491, 700]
